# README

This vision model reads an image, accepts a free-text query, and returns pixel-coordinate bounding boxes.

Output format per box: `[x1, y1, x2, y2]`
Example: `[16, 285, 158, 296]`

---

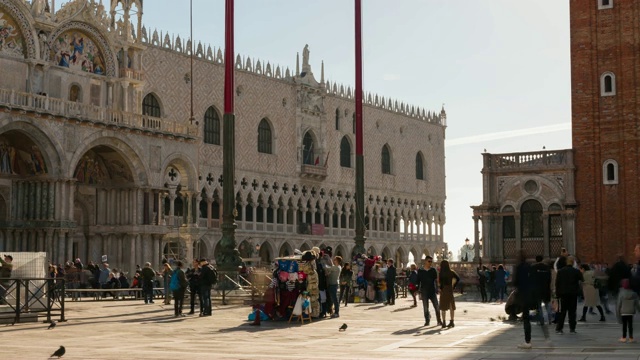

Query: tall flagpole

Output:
[217, 0, 241, 271]
[353, 0, 366, 256]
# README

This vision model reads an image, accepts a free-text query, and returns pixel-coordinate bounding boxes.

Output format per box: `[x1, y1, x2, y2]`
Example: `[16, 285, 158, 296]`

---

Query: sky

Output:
[79, 0, 572, 258]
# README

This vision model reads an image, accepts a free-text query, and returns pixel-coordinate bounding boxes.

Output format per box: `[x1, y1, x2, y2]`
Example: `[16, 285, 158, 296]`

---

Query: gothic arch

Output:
[0, 120, 63, 176]
[68, 134, 148, 185]
[160, 152, 198, 190]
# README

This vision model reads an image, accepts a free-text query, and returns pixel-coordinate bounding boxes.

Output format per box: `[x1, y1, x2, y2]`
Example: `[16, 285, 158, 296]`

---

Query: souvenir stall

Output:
[250, 250, 320, 321]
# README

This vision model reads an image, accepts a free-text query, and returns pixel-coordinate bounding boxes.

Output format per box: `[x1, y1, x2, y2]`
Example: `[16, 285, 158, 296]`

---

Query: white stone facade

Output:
[0, 0, 447, 271]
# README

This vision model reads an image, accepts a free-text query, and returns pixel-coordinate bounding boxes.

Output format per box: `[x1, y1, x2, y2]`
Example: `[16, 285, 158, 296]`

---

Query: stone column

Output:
[240, 202, 247, 230]
[153, 235, 161, 266]
[129, 234, 136, 275]
[336, 210, 341, 230]
[135, 234, 143, 269]
[184, 236, 193, 264]
[34, 181, 42, 219]
[207, 197, 213, 228]
[54, 180, 62, 221]
[473, 215, 481, 261]
[56, 230, 66, 264]
[68, 180, 76, 222]
[15, 181, 23, 220]
[117, 235, 124, 269]
[158, 191, 167, 225]
[251, 203, 257, 230]
[47, 180, 55, 220]
[66, 230, 74, 261]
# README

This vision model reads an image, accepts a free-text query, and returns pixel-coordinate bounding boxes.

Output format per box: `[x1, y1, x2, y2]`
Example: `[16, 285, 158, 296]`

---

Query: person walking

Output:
[531, 255, 552, 326]
[339, 263, 353, 307]
[477, 265, 487, 303]
[417, 256, 442, 326]
[439, 260, 460, 329]
[617, 279, 640, 343]
[170, 261, 189, 317]
[408, 264, 418, 307]
[579, 264, 606, 322]
[385, 259, 397, 305]
[514, 251, 535, 349]
[161, 262, 173, 305]
[495, 265, 507, 304]
[186, 259, 201, 315]
[555, 256, 583, 334]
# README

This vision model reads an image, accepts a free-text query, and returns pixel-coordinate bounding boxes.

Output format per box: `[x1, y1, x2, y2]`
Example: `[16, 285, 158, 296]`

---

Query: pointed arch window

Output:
[258, 119, 272, 154]
[416, 152, 425, 180]
[381, 144, 391, 174]
[302, 131, 315, 165]
[204, 106, 221, 145]
[142, 93, 161, 118]
[340, 136, 351, 168]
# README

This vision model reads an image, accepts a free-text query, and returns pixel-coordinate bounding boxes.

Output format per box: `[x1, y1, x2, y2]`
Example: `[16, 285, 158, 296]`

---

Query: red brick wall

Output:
[571, 0, 640, 263]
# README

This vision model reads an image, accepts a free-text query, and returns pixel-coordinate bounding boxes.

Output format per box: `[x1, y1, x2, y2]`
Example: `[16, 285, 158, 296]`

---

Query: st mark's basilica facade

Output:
[0, 0, 447, 272]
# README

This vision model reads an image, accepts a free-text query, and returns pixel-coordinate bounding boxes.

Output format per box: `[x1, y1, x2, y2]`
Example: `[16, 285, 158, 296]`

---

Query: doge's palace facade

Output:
[0, 0, 447, 271]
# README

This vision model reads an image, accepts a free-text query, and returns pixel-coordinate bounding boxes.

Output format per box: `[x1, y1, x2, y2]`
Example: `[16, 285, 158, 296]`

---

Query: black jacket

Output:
[531, 261, 552, 302]
[555, 266, 583, 297]
[416, 267, 438, 295]
[385, 266, 397, 284]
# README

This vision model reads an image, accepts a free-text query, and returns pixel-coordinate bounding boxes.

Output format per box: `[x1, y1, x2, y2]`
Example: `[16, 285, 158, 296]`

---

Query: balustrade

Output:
[0, 88, 194, 138]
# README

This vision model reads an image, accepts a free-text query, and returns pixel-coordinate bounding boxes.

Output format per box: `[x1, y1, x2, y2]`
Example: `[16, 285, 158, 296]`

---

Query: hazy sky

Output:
[102, 0, 572, 258]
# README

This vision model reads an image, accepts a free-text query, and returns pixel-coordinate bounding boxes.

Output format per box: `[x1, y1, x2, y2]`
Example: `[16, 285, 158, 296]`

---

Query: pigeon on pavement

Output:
[47, 321, 56, 330]
[339, 323, 347, 331]
[50, 346, 65, 358]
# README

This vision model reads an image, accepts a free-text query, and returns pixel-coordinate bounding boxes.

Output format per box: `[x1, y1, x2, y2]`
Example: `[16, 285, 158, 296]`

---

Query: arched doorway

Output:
[279, 242, 293, 257]
[193, 239, 208, 261]
[259, 243, 272, 263]
[381, 247, 391, 261]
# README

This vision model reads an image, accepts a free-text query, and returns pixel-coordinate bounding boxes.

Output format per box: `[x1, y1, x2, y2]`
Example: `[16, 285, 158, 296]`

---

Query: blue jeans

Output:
[200, 285, 212, 315]
[421, 291, 441, 323]
[328, 284, 339, 316]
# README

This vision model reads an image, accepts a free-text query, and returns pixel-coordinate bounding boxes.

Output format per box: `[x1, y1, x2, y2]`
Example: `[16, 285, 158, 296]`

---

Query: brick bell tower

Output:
[571, 0, 640, 263]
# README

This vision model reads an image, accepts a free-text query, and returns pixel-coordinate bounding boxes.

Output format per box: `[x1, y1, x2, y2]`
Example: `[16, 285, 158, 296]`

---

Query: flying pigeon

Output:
[339, 323, 347, 332]
[50, 346, 65, 358]
[47, 321, 56, 330]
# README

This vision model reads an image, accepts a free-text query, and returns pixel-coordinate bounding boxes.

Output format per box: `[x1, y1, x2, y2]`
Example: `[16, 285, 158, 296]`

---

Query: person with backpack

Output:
[198, 258, 217, 317]
[170, 261, 189, 317]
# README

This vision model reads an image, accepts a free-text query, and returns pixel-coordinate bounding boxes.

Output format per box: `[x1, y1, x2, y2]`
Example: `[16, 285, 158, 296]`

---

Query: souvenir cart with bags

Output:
[271, 251, 320, 320]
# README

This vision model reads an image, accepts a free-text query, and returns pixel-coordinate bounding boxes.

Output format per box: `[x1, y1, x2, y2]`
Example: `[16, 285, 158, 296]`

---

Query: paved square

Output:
[3, 296, 639, 359]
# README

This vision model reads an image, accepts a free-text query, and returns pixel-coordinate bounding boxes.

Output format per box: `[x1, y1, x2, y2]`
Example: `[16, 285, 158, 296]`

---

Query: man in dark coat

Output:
[514, 251, 535, 349]
[416, 256, 442, 326]
[198, 258, 215, 316]
[385, 259, 397, 305]
[555, 256, 583, 334]
[531, 255, 552, 325]
[140, 262, 157, 304]
[477, 265, 488, 303]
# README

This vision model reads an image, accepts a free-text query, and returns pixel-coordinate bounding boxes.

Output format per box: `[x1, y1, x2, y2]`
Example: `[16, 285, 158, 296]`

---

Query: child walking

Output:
[617, 279, 640, 343]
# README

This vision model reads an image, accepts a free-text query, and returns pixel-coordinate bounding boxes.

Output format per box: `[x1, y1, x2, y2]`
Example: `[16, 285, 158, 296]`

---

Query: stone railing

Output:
[120, 68, 144, 81]
[0, 89, 196, 139]
[491, 150, 570, 170]
[300, 164, 327, 179]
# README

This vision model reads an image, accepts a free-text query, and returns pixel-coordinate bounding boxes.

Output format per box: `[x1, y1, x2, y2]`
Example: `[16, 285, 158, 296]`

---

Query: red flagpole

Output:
[224, 0, 234, 114]
[355, 0, 363, 156]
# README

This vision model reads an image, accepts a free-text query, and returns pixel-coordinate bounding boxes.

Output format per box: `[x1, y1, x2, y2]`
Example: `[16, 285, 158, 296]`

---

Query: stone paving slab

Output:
[2, 297, 640, 359]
